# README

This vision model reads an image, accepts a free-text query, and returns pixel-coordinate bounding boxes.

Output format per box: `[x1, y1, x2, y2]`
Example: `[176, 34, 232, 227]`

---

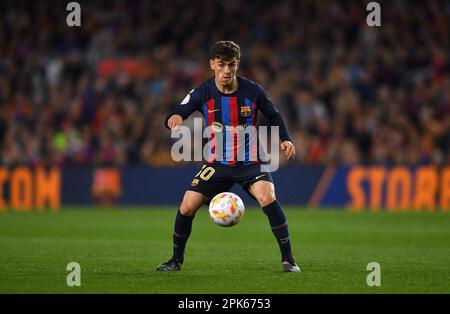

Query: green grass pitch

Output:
[0, 208, 449, 293]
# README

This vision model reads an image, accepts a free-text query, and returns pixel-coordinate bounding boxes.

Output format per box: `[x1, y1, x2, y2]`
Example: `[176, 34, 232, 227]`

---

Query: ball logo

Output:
[209, 192, 245, 227]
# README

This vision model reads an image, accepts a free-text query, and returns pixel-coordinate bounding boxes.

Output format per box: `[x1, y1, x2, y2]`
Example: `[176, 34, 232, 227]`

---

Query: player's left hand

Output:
[280, 141, 295, 160]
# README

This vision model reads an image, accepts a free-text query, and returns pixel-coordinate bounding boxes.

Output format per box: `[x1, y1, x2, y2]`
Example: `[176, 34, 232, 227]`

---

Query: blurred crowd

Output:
[0, 0, 449, 167]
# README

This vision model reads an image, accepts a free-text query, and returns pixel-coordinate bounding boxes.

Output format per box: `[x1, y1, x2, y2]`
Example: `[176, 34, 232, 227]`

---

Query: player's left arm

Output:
[257, 86, 295, 160]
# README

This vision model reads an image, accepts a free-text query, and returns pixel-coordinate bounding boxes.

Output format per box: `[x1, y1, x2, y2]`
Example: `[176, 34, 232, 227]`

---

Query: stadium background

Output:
[1, 0, 450, 295]
[0, 0, 448, 211]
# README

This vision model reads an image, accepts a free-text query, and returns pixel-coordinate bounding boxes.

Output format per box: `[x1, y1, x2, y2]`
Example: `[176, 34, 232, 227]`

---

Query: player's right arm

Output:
[164, 87, 204, 130]
[167, 114, 183, 131]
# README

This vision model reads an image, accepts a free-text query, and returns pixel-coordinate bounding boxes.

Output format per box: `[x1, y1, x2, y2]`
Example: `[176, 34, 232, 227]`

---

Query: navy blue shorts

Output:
[187, 162, 273, 201]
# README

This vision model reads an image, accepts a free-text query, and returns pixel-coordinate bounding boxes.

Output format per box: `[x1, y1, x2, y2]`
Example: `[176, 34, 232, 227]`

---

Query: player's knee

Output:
[179, 201, 199, 217]
[257, 193, 276, 208]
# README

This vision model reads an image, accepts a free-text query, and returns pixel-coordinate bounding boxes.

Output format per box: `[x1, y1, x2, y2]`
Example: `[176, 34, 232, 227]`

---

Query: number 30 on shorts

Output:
[195, 165, 216, 181]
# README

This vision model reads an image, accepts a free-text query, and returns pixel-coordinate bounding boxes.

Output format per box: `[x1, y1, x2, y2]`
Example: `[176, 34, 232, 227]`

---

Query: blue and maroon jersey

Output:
[165, 76, 292, 166]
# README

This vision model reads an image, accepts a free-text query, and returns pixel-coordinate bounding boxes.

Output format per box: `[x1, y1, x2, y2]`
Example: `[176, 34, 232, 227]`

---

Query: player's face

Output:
[210, 57, 239, 87]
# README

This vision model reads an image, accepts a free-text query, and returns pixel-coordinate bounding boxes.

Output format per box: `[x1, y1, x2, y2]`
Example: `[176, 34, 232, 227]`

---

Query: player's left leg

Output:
[247, 180, 300, 272]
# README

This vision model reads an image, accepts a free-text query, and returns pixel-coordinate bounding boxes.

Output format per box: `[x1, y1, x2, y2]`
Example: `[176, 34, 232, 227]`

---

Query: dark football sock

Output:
[172, 210, 194, 262]
[262, 200, 294, 263]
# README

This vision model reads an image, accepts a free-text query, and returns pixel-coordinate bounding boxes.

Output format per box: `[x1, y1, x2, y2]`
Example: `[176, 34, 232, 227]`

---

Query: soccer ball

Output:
[208, 192, 245, 227]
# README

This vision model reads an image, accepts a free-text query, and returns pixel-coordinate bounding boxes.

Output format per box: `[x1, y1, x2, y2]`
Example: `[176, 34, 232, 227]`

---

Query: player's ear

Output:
[209, 59, 215, 70]
[236, 60, 240, 71]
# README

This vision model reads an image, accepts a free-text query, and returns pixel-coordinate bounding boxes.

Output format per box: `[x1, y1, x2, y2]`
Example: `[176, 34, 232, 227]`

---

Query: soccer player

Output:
[156, 41, 300, 272]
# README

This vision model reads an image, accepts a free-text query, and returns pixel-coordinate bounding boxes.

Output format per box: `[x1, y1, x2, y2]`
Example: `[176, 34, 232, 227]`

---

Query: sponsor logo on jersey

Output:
[211, 122, 223, 132]
[225, 124, 248, 131]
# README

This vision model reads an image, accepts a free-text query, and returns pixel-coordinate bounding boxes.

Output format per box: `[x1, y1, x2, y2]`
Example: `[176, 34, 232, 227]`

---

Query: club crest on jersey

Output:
[240, 105, 251, 117]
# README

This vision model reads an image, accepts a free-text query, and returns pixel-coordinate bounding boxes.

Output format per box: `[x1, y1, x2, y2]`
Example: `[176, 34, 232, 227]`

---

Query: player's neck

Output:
[215, 77, 238, 94]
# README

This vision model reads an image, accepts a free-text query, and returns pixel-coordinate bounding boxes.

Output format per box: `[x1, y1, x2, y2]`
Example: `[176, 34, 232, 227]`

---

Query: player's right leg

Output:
[155, 191, 208, 272]
[156, 162, 232, 272]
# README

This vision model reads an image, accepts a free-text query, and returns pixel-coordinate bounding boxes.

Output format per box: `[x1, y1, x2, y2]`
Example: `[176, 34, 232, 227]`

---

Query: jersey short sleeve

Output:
[176, 87, 204, 119]
[164, 86, 204, 129]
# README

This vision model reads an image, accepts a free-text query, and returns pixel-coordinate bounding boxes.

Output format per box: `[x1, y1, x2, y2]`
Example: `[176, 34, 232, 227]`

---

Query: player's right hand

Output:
[167, 114, 183, 131]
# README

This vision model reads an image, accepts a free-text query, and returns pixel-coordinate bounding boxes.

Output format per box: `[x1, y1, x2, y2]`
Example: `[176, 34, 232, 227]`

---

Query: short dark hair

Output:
[210, 41, 241, 60]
